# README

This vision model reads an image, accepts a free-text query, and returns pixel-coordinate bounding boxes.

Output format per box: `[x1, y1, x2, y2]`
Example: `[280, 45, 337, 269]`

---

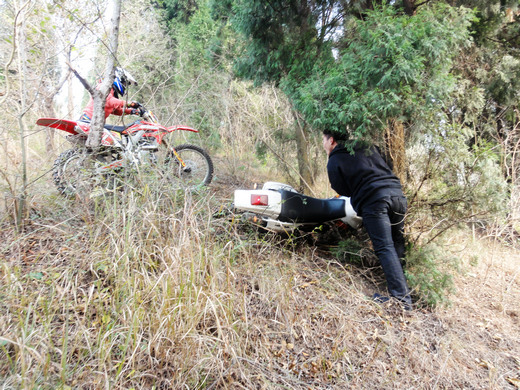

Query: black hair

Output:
[323, 130, 373, 154]
[323, 129, 348, 142]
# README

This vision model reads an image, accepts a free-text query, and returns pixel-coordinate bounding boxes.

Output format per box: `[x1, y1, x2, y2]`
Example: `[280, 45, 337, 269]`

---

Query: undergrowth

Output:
[331, 236, 461, 308]
[404, 242, 460, 308]
[1, 178, 519, 389]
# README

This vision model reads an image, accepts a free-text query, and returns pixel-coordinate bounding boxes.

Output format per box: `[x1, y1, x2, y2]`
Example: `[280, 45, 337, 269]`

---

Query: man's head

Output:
[322, 130, 346, 156]
[112, 67, 137, 98]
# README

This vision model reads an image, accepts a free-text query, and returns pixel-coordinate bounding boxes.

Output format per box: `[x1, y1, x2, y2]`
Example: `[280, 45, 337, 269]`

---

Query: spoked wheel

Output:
[52, 148, 121, 197]
[154, 144, 214, 189]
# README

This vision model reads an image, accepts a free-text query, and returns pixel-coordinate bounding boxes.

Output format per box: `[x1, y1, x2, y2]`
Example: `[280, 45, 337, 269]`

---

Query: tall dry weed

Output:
[1, 148, 519, 389]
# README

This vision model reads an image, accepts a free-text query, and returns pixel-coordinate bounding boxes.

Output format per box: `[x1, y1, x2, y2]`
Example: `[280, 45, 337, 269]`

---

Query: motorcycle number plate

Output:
[111, 131, 122, 140]
[102, 131, 121, 146]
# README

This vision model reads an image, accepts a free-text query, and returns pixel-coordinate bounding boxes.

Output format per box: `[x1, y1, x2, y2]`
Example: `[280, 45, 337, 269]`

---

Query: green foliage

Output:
[160, 0, 237, 68]
[450, 1, 520, 142]
[404, 242, 459, 308]
[159, 0, 200, 27]
[403, 121, 509, 258]
[231, 0, 334, 86]
[457, 0, 519, 49]
[152, 0, 235, 145]
[293, 4, 474, 140]
[174, 1, 218, 67]
[486, 54, 520, 106]
[331, 237, 363, 265]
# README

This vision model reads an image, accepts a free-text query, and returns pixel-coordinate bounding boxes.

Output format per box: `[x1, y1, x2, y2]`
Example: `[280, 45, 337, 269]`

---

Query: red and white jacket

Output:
[81, 88, 133, 120]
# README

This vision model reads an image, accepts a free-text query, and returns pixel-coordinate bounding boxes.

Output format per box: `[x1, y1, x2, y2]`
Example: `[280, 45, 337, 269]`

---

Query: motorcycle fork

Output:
[171, 148, 186, 168]
[162, 139, 186, 168]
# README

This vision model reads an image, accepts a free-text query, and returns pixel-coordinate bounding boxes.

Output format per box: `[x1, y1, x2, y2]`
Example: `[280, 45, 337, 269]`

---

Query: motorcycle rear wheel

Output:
[52, 148, 119, 197]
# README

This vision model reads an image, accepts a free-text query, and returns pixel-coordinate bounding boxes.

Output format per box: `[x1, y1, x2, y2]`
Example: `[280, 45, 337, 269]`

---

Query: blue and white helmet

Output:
[113, 67, 137, 97]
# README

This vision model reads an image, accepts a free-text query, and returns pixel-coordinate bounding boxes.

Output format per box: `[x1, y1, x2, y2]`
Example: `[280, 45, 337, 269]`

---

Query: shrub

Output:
[404, 242, 460, 307]
[331, 237, 363, 264]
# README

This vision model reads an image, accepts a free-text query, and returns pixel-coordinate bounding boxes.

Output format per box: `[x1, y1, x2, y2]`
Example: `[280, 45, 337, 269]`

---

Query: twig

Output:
[0, 0, 32, 106]
[66, 61, 95, 96]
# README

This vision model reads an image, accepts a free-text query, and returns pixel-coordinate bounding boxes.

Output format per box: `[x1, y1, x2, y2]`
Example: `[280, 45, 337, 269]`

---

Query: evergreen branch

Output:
[414, 0, 435, 9]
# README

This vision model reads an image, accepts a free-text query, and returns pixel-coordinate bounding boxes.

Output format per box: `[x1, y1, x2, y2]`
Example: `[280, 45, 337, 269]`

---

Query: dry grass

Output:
[0, 156, 519, 390]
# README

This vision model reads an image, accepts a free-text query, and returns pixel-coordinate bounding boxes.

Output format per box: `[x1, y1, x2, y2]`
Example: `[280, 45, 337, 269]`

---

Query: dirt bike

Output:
[37, 105, 214, 197]
[233, 182, 362, 233]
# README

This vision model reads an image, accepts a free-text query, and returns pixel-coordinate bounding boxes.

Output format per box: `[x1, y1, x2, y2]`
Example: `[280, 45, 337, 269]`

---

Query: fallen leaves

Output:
[507, 377, 520, 388]
[476, 358, 495, 371]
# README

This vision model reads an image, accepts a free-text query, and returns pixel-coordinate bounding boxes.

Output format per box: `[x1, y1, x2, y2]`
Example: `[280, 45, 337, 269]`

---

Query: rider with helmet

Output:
[79, 67, 143, 122]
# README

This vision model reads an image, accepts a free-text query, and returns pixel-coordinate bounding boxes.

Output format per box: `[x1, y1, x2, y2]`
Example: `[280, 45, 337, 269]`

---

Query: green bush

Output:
[331, 237, 365, 265]
[404, 242, 460, 308]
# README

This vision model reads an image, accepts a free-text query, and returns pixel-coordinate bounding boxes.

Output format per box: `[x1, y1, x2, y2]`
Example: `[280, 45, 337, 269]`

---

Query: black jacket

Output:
[327, 144, 402, 214]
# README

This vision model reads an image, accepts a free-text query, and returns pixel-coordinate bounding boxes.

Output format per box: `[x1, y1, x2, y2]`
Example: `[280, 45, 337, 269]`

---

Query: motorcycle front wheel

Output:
[157, 144, 214, 188]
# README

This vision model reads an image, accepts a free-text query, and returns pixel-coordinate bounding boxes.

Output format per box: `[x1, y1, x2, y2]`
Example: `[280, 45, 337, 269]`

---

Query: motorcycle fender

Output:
[125, 123, 167, 144]
[36, 118, 81, 135]
[261, 182, 297, 192]
[234, 189, 282, 219]
[167, 125, 198, 133]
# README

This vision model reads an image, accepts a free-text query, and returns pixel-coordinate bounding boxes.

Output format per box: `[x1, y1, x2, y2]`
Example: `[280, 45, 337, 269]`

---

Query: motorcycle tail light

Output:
[251, 194, 268, 206]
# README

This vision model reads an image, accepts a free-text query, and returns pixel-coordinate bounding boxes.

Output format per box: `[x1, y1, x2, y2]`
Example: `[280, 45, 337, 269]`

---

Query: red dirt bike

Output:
[37, 106, 214, 197]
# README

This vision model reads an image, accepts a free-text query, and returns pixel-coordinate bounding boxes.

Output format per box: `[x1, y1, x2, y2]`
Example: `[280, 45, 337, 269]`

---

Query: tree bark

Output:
[67, 66, 75, 118]
[402, 0, 415, 16]
[85, 0, 122, 149]
[15, 0, 31, 229]
[43, 70, 70, 154]
[385, 118, 407, 184]
[293, 110, 315, 193]
[43, 94, 56, 153]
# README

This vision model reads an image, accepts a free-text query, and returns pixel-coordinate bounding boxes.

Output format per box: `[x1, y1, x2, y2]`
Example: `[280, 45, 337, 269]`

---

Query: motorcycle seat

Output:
[104, 121, 140, 133]
[277, 190, 346, 223]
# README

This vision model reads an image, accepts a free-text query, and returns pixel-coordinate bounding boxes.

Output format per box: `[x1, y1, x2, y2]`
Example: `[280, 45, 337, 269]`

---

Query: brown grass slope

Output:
[0, 162, 519, 389]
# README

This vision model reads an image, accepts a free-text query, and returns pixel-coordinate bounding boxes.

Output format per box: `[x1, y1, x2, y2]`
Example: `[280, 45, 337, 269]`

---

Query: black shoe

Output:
[372, 293, 391, 303]
[372, 293, 413, 311]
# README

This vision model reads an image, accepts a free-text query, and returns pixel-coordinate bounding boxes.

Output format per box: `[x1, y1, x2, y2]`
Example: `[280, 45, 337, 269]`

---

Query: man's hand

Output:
[127, 101, 141, 108]
[130, 107, 145, 116]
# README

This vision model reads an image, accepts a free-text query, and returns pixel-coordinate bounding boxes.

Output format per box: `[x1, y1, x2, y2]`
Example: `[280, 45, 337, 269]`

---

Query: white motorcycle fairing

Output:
[233, 182, 362, 233]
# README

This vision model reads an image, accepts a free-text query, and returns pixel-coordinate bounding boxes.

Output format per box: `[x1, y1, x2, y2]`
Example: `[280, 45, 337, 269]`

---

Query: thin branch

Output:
[0, 0, 32, 106]
[66, 61, 95, 96]
[53, 1, 119, 69]
[414, 0, 435, 9]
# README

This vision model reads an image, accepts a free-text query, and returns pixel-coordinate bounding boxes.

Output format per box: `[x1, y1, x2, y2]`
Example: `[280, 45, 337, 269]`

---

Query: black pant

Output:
[361, 191, 411, 304]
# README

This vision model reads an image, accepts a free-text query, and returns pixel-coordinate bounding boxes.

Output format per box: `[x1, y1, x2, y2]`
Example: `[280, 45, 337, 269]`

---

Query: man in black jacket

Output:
[323, 130, 412, 310]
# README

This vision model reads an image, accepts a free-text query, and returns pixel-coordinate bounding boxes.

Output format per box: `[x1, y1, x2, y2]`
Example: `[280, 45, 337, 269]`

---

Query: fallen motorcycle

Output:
[37, 106, 213, 197]
[233, 182, 362, 233]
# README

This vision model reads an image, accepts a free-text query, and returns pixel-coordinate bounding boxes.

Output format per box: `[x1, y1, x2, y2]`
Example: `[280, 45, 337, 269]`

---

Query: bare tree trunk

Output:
[43, 94, 56, 153]
[402, 0, 415, 15]
[42, 66, 70, 153]
[385, 118, 407, 184]
[67, 71, 74, 117]
[1, 0, 31, 228]
[85, 0, 122, 149]
[293, 110, 315, 193]
[15, 0, 31, 229]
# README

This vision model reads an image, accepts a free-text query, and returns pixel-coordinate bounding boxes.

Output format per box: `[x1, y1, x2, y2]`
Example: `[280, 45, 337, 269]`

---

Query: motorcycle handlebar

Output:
[128, 101, 159, 123]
